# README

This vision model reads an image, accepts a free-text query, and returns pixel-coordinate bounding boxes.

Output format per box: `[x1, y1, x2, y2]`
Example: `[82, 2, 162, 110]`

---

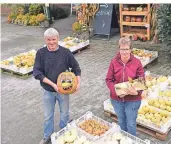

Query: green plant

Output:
[36, 13, 47, 22]
[29, 15, 39, 26]
[10, 13, 17, 20]
[157, 4, 171, 48]
[13, 14, 23, 24]
[50, 5, 70, 20]
[10, 4, 25, 15]
[7, 13, 12, 23]
[72, 21, 82, 32]
[28, 4, 43, 15]
[22, 14, 30, 25]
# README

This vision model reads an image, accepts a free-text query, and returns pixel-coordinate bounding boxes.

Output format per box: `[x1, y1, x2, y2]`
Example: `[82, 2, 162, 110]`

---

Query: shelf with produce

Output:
[122, 21, 149, 27]
[123, 28, 147, 37]
[122, 11, 148, 16]
[120, 4, 151, 41]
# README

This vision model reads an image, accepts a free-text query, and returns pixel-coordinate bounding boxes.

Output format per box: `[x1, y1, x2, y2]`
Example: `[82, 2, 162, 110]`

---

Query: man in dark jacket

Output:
[105, 36, 144, 136]
[33, 28, 81, 144]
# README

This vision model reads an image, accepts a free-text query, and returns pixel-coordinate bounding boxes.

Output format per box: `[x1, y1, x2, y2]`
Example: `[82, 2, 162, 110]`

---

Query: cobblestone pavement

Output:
[1, 15, 171, 144]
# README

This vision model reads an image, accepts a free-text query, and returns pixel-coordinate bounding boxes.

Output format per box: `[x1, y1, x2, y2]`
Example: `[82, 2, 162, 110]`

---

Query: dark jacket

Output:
[33, 46, 81, 92]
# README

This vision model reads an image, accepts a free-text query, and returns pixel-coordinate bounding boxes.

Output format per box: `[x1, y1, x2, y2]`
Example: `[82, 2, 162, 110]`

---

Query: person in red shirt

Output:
[105, 36, 145, 136]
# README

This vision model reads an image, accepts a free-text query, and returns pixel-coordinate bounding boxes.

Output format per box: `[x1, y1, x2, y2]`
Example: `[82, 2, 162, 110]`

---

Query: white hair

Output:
[118, 36, 132, 49]
[44, 28, 59, 38]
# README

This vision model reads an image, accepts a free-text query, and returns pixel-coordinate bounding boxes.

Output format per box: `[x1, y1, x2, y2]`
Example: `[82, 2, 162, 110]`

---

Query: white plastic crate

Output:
[132, 48, 158, 68]
[74, 111, 116, 141]
[95, 129, 150, 144]
[51, 122, 93, 144]
[156, 88, 171, 100]
[145, 71, 169, 91]
[58, 38, 90, 53]
[103, 99, 116, 114]
[145, 97, 171, 116]
[138, 102, 171, 133]
[103, 98, 146, 115]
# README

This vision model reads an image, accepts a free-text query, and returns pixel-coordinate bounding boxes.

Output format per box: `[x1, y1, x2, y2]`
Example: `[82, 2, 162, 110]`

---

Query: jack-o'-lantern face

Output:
[57, 72, 77, 94]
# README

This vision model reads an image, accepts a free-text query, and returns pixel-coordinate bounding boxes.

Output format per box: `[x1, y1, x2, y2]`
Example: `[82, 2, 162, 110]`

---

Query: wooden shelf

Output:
[122, 22, 148, 27]
[120, 4, 151, 41]
[122, 11, 148, 16]
[123, 29, 147, 37]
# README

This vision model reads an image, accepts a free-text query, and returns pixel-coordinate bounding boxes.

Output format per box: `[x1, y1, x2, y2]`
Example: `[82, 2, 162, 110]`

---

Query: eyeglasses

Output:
[120, 49, 131, 52]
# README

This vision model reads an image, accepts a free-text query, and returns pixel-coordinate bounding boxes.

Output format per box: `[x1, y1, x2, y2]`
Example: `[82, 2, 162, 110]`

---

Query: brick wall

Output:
[0, 6, 11, 15]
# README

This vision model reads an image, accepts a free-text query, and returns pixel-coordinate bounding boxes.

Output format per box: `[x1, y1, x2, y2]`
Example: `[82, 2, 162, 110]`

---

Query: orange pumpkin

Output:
[57, 72, 78, 94]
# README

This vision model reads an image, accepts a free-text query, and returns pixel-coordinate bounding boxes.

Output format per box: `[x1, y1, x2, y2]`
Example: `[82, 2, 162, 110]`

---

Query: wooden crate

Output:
[120, 4, 151, 40]
[104, 110, 171, 141]
[1, 68, 33, 79]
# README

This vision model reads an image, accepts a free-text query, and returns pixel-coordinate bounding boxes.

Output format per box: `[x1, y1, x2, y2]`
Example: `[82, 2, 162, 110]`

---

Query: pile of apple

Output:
[159, 89, 171, 98]
[79, 119, 109, 136]
[148, 99, 171, 112]
[138, 105, 170, 126]
[63, 36, 74, 42]
[145, 75, 168, 89]
[0, 50, 36, 69]
[55, 128, 92, 144]
[132, 49, 153, 58]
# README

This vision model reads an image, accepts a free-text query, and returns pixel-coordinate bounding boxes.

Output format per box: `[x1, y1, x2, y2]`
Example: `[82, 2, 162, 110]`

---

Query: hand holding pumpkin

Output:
[52, 83, 60, 93]
[76, 76, 81, 90]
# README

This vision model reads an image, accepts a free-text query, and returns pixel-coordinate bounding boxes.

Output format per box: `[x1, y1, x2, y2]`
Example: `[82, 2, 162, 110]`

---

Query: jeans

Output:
[43, 89, 69, 139]
[111, 99, 141, 136]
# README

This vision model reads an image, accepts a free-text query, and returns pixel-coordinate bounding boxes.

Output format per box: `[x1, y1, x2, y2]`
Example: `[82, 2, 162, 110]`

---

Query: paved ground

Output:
[1, 15, 171, 144]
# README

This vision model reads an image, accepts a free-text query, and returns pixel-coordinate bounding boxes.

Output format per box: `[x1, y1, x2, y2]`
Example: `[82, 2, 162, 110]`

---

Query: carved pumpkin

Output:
[57, 72, 78, 94]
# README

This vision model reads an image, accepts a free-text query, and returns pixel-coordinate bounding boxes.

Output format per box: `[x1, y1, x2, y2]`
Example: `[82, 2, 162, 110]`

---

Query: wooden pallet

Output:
[72, 45, 90, 54]
[104, 110, 171, 141]
[1, 68, 33, 79]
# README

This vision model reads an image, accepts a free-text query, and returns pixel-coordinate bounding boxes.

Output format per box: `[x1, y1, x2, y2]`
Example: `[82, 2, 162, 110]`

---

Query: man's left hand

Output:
[76, 83, 80, 91]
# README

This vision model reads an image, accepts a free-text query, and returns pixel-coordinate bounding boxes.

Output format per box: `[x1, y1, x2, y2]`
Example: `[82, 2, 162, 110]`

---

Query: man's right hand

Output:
[52, 83, 60, 93]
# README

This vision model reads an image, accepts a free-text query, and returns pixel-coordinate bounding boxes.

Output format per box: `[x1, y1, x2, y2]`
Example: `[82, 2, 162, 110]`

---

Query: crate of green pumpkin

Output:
[114, 79, 147, 96]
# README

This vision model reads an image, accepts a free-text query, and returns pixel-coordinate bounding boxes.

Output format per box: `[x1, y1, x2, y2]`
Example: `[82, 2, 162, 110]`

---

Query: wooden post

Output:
[119, 4, 123, 38]
[147, 4, 151, 40]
